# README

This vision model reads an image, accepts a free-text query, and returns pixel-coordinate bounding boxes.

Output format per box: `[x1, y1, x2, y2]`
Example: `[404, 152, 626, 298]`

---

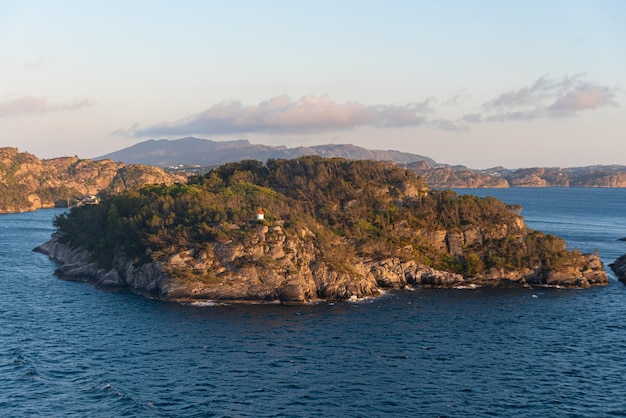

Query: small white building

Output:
[256, 209, 265, 221]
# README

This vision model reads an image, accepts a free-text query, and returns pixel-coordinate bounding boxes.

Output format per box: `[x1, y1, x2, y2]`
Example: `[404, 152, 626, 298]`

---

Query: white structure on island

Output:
[256, 209, 264, 221]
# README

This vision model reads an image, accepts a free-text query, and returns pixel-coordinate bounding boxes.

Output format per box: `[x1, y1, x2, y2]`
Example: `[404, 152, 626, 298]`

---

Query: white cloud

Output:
[549, 85, 618, 111]
[0, 95, 93, 118]
[472, 75, 619, 123]
[434, 119, 468, 132]
[122, 95, 436, 137]
[115, 76, 620, 138]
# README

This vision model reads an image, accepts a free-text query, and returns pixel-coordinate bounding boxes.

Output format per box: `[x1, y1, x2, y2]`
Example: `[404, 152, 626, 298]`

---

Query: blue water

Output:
[1, 188, 626, 417]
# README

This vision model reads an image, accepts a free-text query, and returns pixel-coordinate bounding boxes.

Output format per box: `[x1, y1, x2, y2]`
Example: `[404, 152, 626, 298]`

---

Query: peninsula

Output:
[0, 147, 185, 214]
[36, 157, 607, 303]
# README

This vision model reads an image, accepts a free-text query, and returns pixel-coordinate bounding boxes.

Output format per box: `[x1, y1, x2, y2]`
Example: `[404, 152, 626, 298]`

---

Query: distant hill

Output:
[409, 162, 626, 188]
[97, 137, 626, 188]
[96, 137, 437, 167]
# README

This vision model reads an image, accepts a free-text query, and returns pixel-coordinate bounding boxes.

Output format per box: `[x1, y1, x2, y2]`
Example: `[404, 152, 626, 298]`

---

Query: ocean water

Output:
[1, 188, 626, 417]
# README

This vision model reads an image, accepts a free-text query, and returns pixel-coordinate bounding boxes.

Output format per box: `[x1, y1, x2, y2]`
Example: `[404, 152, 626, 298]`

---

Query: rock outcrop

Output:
[0, 147, 185, 214]
[35, 236, 170, 297]
[35, 225, 609, 304]
[610, 255, 626, 285]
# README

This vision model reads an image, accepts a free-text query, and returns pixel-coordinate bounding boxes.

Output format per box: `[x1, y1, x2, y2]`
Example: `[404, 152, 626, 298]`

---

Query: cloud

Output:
[443, 90, 468, 106]
[0, 95, 93, 118]
[115, 75, 619, 138]
[483, 76, 561, 109]
[121, 95, 436, 137]
[472, 75, 619, 123]
[462, 113, 483, 123]
[433, 119, 468, 132]
[549, 85, 618, 111]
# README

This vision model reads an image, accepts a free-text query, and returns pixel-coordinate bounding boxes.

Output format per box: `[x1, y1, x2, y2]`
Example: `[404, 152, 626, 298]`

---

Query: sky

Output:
[1, 0, 625, 169]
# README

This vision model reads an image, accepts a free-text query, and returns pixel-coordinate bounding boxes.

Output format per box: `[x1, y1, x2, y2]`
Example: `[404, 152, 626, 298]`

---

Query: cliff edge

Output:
[35, 230, 607, 304]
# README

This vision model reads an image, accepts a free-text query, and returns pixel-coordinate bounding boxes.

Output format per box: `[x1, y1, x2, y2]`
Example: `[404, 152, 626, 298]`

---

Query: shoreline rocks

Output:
[610, 255, 626, 284]
[34, 232, 609, 305]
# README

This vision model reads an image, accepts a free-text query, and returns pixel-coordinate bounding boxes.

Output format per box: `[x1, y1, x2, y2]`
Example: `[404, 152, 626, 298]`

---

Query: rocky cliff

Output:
[0, 147, 186, 214]
[36, 226, 607, 304]
[610, 255, 626, 285]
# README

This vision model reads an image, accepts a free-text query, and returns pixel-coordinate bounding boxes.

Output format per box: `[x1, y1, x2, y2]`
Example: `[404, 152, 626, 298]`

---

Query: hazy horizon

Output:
[1, 1, 624, 169]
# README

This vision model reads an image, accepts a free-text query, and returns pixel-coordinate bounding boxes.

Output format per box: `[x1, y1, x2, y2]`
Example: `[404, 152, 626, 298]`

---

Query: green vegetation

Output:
[52, 156, 580, 275]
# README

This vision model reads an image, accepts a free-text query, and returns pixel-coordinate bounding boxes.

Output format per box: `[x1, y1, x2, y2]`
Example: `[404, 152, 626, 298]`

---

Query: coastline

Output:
[34, 233, 609, 305]
[610, 254, 626, 284]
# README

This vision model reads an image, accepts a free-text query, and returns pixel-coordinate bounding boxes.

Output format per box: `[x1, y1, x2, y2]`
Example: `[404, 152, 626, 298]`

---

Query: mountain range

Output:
[2, 137, 624, 215]
[97, 137, 436, 167]
[98, 137, 626, 188]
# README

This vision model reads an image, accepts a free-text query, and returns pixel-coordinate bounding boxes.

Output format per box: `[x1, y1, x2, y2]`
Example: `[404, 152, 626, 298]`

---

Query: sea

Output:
[1, 187, 626, 417]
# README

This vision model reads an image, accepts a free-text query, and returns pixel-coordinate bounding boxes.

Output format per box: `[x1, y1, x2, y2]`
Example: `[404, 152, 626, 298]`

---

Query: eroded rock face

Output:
[0, 148, 185, 214]
[34, 238, 122, 288]
[35, 224, 609, 304]
[570, 173, 626, 187]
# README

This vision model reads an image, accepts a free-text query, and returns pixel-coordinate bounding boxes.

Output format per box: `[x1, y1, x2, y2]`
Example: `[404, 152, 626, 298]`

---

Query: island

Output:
[35, 157, 608, 304]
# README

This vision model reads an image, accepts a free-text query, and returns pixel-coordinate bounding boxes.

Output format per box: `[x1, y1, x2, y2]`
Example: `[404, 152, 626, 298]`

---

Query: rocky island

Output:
[35, 157, 608, 304]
